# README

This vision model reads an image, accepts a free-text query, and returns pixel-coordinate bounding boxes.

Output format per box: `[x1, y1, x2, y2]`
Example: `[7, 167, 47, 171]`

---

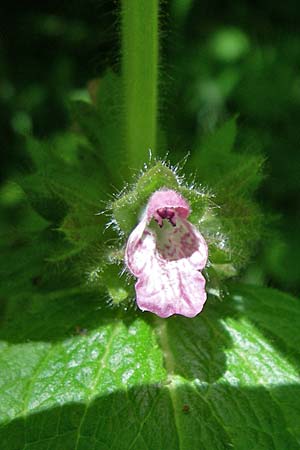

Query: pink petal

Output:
[125, 216, 150, 277]
[135, 258, 207, 318]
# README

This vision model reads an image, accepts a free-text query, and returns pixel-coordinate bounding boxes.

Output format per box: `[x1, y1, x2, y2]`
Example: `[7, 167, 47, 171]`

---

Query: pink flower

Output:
[125, 189, 208, 318]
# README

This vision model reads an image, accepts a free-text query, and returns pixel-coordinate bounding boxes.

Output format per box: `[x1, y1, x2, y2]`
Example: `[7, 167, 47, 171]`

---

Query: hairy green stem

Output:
[121, 0, 159, 169]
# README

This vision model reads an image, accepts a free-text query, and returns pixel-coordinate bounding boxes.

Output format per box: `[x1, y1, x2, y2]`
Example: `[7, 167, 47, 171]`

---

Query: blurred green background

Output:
[1, 0, 299, 294]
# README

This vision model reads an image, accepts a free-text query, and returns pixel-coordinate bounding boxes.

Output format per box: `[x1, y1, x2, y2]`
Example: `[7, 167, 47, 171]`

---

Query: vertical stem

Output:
[121, 0, 159, 169]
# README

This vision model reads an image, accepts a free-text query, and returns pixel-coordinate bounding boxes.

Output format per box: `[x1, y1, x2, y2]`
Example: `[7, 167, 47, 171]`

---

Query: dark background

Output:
[1, 0, 299, 294]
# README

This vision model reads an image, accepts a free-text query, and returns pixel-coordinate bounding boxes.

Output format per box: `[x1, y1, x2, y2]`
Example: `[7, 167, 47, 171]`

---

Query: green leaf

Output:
[71, 71, 124, 184]
[191, 117, 265, 197]
[19, 133, 108, 223]
[0, 282, 299, 449]
[229, 284, 300, 370]
[189, 118, 265, 269]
